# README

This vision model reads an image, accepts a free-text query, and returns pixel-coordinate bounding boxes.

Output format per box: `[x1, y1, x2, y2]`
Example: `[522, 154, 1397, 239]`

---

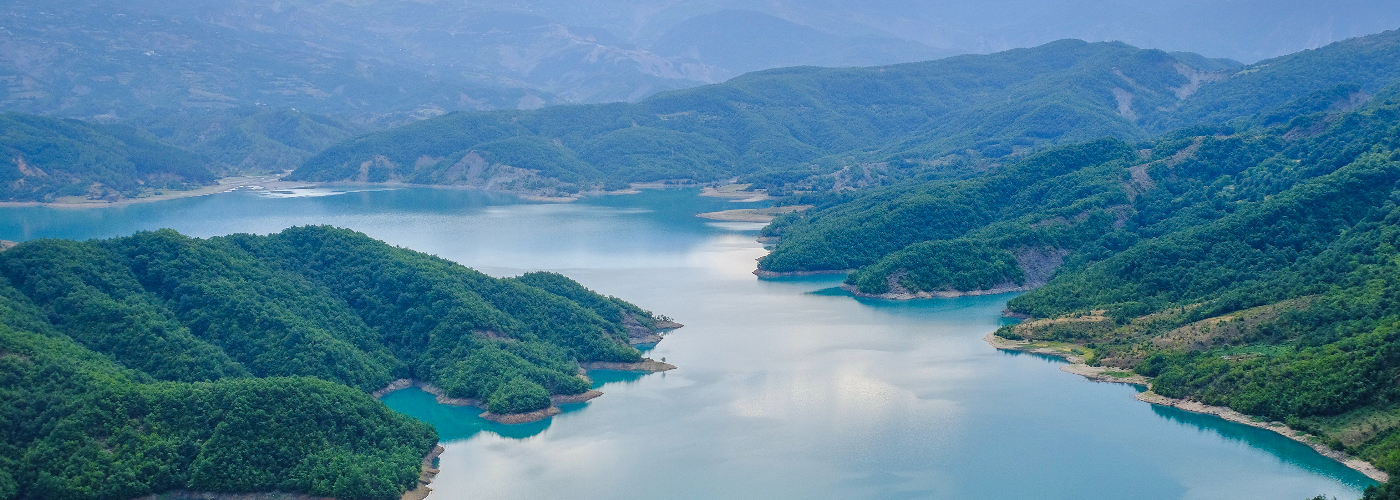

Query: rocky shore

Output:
[1136, 392, 1389, 482]
[579, 358, 677, 372]
[400, 445, 446, 500]
[696, 205, 811, 223]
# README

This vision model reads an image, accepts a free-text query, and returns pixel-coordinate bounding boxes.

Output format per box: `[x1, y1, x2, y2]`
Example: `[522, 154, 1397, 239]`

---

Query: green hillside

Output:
[287, 39, 1246, 195]
[0, 113, 217, 202]
[130, 107, 369, 175]
[754, 76, 1400, 494]
[0, 226, 671, 500]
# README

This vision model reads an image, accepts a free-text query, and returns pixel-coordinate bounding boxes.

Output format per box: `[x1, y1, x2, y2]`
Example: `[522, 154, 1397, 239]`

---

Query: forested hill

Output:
[0, 113, 217, 202]
[0, 226, 672, 500]
[0, 108, 375, 203]
[756, 76, 1400, 495]
[288, 29, 1400, 198]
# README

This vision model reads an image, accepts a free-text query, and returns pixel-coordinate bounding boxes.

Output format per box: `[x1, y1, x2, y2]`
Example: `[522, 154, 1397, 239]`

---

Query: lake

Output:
[0, 186, 1375, 500]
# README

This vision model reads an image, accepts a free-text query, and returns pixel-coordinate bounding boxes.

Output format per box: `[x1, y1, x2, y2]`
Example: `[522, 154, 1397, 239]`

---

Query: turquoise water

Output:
[0, 187, 1376, 500]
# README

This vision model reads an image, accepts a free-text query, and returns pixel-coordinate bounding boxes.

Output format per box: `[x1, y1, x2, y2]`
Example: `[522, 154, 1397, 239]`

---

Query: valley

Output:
[5, 3, 1400, 499]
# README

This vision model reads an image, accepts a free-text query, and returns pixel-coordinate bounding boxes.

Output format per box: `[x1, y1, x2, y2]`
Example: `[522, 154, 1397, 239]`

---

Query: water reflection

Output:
[587, 370, 651, 388]
[997, 348, 1080, 364]
[1151, 404, 1360, 479]
[379, 388, 554, 441]
[380, 369, 667, 442]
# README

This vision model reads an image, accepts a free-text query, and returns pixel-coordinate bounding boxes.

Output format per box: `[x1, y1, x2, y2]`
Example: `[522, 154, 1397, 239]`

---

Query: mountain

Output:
[0, 225, 673, 500]
[753, 29, 1400, 277]
[3, 1, 937, 123]
[6, 0, 1394, 126]
[516, 0, 1400, 64]
[287, 38, 1258, 196]
[747, 63, 1400, 495]
[0, 113, 217, 202]
[0, 0, 557, 123]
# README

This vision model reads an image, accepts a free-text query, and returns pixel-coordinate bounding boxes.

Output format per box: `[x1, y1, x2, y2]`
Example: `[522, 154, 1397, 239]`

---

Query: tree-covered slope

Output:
[754, 81, 1400, 491]
[0, 113, 217, 202]
[1163, 28, 1400, 129]
[286, 39, 1246, 195]
[129, 107, 369, 176]
[759, 78, 1400, 281]
[0, 226, 671, 500]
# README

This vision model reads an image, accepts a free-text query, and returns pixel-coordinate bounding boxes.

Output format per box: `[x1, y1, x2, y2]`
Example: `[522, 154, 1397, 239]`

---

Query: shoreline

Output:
[841, 283, 1032, 300]
[0, 175, 726, 210]
[696, 205, 811, 223]
[579, 357, 677, 372]
[752, 269, 851, 278]
[400, 445, 446, 500]
[983, 332, 1390, 483]
[0, 174, 306, 208]
[698, 184, 771, 202]
[371, 356, 675, 425]
[375, 378, 600, 424]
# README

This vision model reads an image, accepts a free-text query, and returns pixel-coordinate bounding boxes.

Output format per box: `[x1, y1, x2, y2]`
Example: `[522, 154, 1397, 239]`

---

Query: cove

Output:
[0, 187, 1375, 500]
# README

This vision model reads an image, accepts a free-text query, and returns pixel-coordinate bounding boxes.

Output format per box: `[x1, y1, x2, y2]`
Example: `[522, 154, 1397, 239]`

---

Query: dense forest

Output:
[0, 226, 671, 500]
[0, 113, 217, 202]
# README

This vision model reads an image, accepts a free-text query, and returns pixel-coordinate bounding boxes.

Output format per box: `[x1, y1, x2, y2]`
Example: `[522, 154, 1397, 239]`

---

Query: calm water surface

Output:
[0, 187, 1375, 500]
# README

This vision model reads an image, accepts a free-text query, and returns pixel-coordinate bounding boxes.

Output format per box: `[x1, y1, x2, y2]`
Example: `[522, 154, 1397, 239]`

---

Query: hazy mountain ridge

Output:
[648, 9, 953, 81]
[0, 0, 553, 122]
[518, 0, 1400, 64]
[285, 37, 1256, 195]
[0, 0, 948, 124]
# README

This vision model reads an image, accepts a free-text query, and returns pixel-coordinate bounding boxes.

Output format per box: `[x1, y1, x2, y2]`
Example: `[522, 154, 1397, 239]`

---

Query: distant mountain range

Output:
[10, 0, 1394, 126]
[287, 29, 1400, 198]
[0, 0, 945, 124]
